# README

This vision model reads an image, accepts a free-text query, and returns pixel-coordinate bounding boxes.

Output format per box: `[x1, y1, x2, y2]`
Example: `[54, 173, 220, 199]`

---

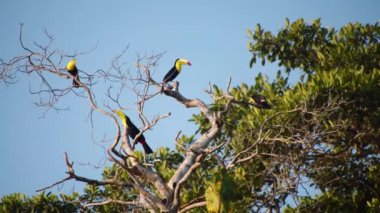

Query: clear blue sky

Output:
[1, 0, 379, 197]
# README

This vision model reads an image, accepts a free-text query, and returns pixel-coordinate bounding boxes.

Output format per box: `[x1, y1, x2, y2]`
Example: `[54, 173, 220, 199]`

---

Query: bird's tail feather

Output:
[140, 139, 153, 154]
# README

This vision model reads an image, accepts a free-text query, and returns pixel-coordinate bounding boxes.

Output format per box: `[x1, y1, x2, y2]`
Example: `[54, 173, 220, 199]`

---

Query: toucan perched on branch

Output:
[114, 110, 153, 154]
[251, 93, 271, 109]
[162, 58, 192, 83]
[66, 59, 80, 88]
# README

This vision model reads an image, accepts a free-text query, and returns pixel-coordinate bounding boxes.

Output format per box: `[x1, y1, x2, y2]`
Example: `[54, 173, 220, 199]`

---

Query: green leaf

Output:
[247, 29, 253, 38]
[285, 17, 290, 27]
[249, 57, 256, 68]
[316, 51, 325, 61]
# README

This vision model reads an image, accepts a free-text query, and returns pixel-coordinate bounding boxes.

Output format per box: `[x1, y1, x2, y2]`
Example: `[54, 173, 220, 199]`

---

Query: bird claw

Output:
[161, 82, 178, 93]
[162, 84, 173, 92]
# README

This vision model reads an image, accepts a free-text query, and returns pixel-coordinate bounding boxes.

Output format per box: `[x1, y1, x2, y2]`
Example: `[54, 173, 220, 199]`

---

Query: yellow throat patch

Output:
[175, 59, 190, 72]
[114, 109, 128, 128]
[66, 59, 77, 71]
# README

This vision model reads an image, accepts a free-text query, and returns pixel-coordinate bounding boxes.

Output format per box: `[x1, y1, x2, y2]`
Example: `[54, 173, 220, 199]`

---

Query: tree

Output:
[247, 18, 380, 212]
[0, 23, 237, 212]
[1, 19, 379, 212]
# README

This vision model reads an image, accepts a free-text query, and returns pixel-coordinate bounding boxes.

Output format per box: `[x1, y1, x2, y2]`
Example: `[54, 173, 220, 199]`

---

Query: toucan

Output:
[114, 110, 153, 154]
[162, 58, 191, 83]
[66, 59, 80, 88]
[251, 93, 271, 109]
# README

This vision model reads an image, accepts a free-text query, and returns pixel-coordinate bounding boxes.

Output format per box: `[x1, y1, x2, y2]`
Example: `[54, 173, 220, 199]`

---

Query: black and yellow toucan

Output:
[251, 93, 271, 109]
[114, 110, 153, 154]
[162, 58, 191, 83]
[66, 59, 80, 88]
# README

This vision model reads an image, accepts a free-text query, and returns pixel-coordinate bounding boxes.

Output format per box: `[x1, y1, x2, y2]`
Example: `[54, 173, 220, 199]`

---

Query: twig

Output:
[178, 201, 207, 213]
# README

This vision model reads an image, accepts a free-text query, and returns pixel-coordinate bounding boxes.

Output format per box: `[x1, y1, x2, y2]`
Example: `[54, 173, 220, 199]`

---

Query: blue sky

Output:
[1, 0, 379, 197]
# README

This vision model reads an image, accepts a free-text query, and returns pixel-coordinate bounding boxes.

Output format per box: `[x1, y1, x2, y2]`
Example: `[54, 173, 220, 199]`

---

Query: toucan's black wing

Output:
[126, 117, 143, 140]
[126, 116, 153, 154]
[252, 94, 271, 109]
[259, 101, 271, 109]
[139, 138, 153, 154]
[163, 66, 179, 83]
[68, 67, 80, 87]
[68, 66, 78, 75]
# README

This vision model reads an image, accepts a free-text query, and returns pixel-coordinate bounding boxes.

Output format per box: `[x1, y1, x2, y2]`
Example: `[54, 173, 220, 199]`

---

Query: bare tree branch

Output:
[178, 201, 207, 213]
[36, 152, 132, 192]
[83, 199, 138, 208]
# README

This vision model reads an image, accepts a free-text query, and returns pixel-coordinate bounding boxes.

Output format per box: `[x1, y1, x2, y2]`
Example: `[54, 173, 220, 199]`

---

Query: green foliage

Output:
[189, 19, 380, 211]
[0, 192, 79, 212]
[367, 198, 380, 213]
[284, 193, 380, 213]
[247, 19, 380, 212]
[154, 147, 184, 181]
[248, 18, 380, 74]
[205, 172, 239, 213]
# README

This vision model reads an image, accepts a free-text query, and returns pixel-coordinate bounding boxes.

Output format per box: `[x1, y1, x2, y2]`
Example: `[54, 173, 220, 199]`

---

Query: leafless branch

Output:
[178, 201, 207, 213]
[83, 199, 138, 208]
[36, 152, 132, 192]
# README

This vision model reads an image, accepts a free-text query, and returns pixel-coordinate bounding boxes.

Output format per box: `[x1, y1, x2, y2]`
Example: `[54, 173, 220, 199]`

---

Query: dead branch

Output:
[36, 152, 132, 192]
[83, 199, 138, 208]
[178, 201, 207, 213]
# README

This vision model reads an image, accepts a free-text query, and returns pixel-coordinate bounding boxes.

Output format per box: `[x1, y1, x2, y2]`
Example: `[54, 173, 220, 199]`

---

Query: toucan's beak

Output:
[187, 61, 192, 66]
